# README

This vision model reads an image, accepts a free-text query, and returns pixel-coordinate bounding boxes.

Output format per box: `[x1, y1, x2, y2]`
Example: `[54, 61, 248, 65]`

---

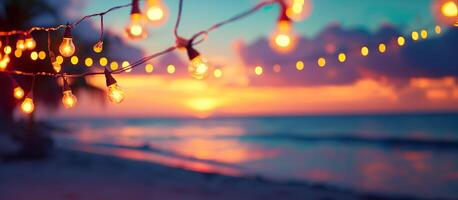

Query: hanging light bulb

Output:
[25, 34, 36, 50]
[125, 0, 147, 40]
[13, 86, 24, 99]
[105, 69, 125, 103]
[270, 2, 296, 53]
[93, 41, 103, 53]
[50, 51, 62, 73]
[186, 42, 211, 80]
[16, 36, 26, 51]
[61, 77, 77, 108]
[59, 24, 76, 57]
[0, 54, 10, 70]
[285, 0, 312, 21]
[21, 97, 34, 114]
[145, 0, 168, 25]
[4, 45, 12, 55]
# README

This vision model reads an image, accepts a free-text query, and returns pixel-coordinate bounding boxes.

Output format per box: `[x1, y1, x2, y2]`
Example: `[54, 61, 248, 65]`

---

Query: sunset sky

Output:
[36, 0, 458, 118]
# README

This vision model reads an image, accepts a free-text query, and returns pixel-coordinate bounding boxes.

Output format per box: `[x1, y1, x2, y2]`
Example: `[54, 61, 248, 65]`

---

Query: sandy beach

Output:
[0, 146, 416, 200]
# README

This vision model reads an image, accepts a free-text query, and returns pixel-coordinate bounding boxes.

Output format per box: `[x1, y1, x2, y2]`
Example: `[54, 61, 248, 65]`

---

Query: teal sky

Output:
[81, 0, 435, 60]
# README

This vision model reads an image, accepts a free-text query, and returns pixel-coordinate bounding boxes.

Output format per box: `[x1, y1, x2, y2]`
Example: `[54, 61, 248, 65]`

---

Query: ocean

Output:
[53, 113, 458, 199]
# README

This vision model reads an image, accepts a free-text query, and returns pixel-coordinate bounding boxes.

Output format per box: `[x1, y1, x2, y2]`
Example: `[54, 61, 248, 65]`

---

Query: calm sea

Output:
[53, 113, 458, 199]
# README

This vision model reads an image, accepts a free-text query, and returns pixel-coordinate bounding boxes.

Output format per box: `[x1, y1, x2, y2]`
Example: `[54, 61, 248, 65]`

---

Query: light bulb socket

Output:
[277, 0, 292, 22]
[63, 23, 73, 38]
[62, 77, 71, 92]
[104, 68, 117, 87]
[131, 0, 141, 14]
[186, 41, 200, 60]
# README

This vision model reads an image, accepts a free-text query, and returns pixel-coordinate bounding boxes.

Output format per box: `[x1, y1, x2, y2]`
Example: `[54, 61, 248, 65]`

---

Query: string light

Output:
[21, 97, 35, 114]
[71, 56, 79, 65]
[145, 64, 154, 73]
[93, 41, 103, 53]
[338, 53, 346, 63]
[85, 57, 93, 67]
[213, 68, 222, 78]
[110, 61, 119, 70]
[317, 57, 326, 67]
[420, 30, 428, 39]
[125, 0, 147, 40]
[50, 52, 62, 73]
[100, 57, 108, 66]
[296, 60, 304, 70]
[270, 1, 296, 53]
[30, 51, 38, 60]
[167, 64, 176, 74]
[61, 77, 77, 108]
[185, 41, 210, 79]
[378, 43, 386, 53]
[4, 45, 12, 54]
[145, 0, 168, 25]
[13, 86, 24, 99]
[255, 66, 263, 75]
[38, 51, 46, 60]
[105, 69, 125, 104]
[16, 36, 26, 51]
[56, 56, 64, 64]
[411, 31, 419, 41]
[441, 1, 457, 17]
[25, 34, 36, 50]
[361, 46, 369, 56]
[397, 36, 406, 46]
[435, 25, 442, 34]
[285, 0, 311, 21]
[122, 61, 131, 72]
[59, 24, 76, 57]
[14, 49, 22, 58]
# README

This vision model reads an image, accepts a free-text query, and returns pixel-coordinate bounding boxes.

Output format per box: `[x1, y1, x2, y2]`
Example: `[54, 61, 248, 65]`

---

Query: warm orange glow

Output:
[378, 43, 386, 53]
[295, 60, 304, 70]
[108, 83, 125, 104]
[254, 66, 263, 75]
[4, 46, 12, 54]
[16, 39, 25, 51]
[25, 37, 36, 50]
[59, 37, 75, 57]
[85, 57, 93, 67]
[30, 51, 38, 60]
[110, 61, 119, 70]
[420, 30, 428, 39]
[411, 31, 419, 41]
[397, 36, 406, 46]
[122, 61, 132, 72]
[213, 68, 222, 78]
[435, 25, 442, 34]
[21, 97, 34, 114]
[70, 56, 79, 65]
[13, 87, 24, 99]
[441, 1, 458, 17]
[14, 49, 22, 58]
[361, 46, 369, 56]
[100, 57, 108, 66]
[52, 62, 62, 73]
[125, 13, 147, 40]
[286, 0, 312, 21]
[167, 64, 176, 74]
[338, 53, 346, 63]
[317, 57, 326, 67]
[145, 64, 154, 73]
[56, 55, 64, 64]
[62, 90, 77, 108]
[93, 41, 103, 53]
[189, 55, 210, 79]
[37, 51, 46, 60]
[270, 20, 296, 53]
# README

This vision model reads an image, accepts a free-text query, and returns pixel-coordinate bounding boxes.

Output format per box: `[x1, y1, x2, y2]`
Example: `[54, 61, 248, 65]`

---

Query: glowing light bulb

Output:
[14, 49, 22, 58]
[85, 57, 93, 67]
[378, 43, 386, 53]
[125, 1, 147, 40]
[145, 64, 154, 73]
[186, 45, 210, 80]
[338, 53, 346, 63]
[285, 0, 311, 21]
[317, 57, 326, 67]
[62, 90, 77, 109]
[167, 64, 176, 74]
[145, 0, 168, 25]
[105, 69, 125, 104]
[435, 25, 442, 34]
[59, 25, 76, 57]
[16, 38, 26, 51]
[53, 62, 62, 73]
[108, 84, 125, 104]
[270, 20, 296, 53]
[13, 87, 24, 99]
[441, 1, 457, 17]
[0, 60, 7, 70]
[397, 36, 405, 46]
[70, 56, 79, 65]
[4, 46, 12, 54]
[30, 51, 38, 60]
[21, 97, 34, 114]
[361, 46, 369, 56]
[25, 35, 36, 50]
[93, 41, 103, 53]
[296, 60, 304, 70]
[420, 30, 428, 39]
[213, 69, 222, 78]
[411, 31, 419, 41]
[255, 66, 263, 75]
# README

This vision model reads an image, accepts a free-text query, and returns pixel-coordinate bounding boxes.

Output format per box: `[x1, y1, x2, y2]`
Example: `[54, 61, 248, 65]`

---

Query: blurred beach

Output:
[25, 113, 457, 199]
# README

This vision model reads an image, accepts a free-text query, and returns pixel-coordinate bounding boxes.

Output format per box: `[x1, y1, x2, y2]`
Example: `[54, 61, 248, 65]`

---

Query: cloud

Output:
[237, 24, 458, 87]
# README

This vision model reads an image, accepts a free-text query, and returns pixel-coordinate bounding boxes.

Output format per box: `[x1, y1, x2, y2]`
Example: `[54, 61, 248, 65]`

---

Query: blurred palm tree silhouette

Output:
[0, 0, 102, 160]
